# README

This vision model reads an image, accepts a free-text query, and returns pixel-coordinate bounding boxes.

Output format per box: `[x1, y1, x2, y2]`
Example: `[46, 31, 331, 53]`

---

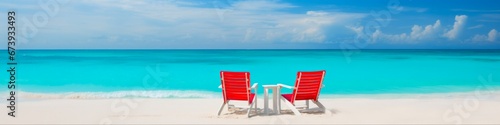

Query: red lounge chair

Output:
[278, 70, 326, 116]
[217, 71, 258, 117]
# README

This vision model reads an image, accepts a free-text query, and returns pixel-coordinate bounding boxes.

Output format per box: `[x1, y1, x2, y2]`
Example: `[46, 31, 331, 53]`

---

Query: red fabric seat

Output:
[281, 70, 325, 105]
[228, 93, 255, 104]
[248, 93, 255, 104]
[282, 94, 293, 102]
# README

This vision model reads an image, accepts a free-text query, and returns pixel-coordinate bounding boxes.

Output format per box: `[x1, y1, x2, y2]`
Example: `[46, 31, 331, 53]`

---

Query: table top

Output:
[262, 85, 279, 88]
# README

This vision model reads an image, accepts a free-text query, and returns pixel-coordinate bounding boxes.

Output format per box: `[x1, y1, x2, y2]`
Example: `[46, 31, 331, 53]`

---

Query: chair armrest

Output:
[250, 83, 258, 89]
[218, 85, 222, 89]
[250, 83, 258, 95]
[277, 83, 294, 89]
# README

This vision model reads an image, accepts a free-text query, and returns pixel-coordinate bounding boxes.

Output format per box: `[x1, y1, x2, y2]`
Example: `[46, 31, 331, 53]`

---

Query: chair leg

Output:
[247, 102, 254, 118]
[281, 97, 301, 116]
[255, 88, 258, 113]
[278, 94, 281, 113]
[312, 100, 325, 112]
[218, 102, 226, 116]
[254, 98, 257, 115]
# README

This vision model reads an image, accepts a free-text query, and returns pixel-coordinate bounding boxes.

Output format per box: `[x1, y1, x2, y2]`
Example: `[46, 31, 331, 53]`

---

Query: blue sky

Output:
[1, 0, 499, 49]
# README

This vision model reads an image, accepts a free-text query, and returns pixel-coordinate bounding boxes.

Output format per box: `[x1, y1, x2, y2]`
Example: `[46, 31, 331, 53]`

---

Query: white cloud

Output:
[231, 0, 296, 10]
[347, 15, 477, 43]
[488, 29, 498, 42]
[443, 15, 467, 40]
[471, 35, 487, 42]
[372, 29, 409, 43]
[307, 11, 329, 16]
[478, 14, 500, 22]
[387, 6, 427, 13]
[409, 20, 441, 40]
[346, 26, 364, 39]
[468, 24, 484, 29]
[470, 29, 498, 42]
[71, 0, 365, 43]
[348, 20, 441, 43]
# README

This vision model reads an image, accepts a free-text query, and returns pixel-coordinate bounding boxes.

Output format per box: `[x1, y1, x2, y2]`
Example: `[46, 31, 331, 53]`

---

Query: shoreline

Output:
[7, 88, 500, 100]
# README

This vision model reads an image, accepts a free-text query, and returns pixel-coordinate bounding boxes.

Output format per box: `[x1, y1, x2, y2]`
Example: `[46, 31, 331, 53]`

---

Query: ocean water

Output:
[2, 49, 500, 98]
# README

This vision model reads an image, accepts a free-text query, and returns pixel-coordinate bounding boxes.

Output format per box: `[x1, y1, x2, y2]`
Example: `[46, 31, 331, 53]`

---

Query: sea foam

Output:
[17, 90, 221, 99]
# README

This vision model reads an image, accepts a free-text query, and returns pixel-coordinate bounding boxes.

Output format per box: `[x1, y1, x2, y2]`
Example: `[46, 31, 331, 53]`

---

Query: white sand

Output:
[2, 93, 500, 124]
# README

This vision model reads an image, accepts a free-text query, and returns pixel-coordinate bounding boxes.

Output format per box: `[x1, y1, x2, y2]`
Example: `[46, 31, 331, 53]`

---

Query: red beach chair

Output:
[278, 70, 326, 116]
[217, 71, 258, 117]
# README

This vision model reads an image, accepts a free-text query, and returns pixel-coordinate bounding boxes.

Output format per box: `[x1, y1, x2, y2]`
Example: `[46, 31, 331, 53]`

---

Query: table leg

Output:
[264, 88, 269, 115]
[306, 100, 309, 109]
[272, 88, 277, 115]
[277, 87, 281, 115]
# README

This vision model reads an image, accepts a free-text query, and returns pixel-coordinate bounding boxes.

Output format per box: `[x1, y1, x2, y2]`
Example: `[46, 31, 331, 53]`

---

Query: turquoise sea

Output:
[2, 49, 500, 98]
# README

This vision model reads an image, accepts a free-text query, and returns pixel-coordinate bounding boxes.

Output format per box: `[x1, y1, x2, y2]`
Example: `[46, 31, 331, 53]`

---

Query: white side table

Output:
[263, 85, 281, 115]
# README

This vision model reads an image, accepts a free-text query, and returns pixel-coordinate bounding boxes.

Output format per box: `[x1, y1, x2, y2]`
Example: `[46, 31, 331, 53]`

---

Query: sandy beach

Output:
[2, 92, 500, 124]
[3, 0, 500, 124]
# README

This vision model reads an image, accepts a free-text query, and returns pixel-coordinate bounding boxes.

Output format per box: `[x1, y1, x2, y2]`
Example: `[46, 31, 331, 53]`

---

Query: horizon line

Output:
[1, 48, 500, 50]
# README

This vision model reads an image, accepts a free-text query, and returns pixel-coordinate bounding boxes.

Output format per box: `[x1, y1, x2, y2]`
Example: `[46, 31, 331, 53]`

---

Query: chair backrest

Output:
[220, 71, 251, 103]
[290, 70, 325, 104]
